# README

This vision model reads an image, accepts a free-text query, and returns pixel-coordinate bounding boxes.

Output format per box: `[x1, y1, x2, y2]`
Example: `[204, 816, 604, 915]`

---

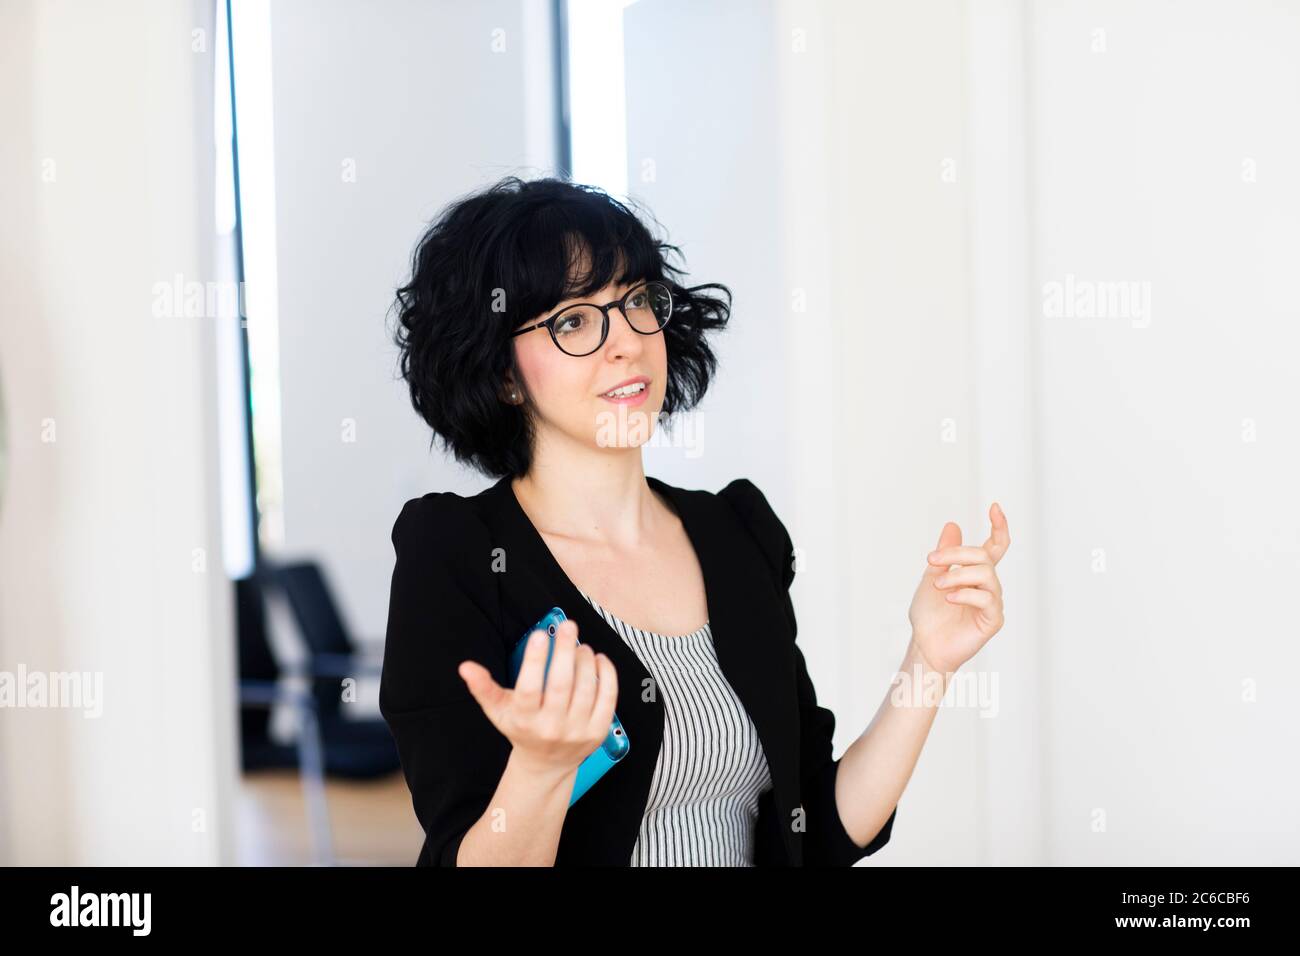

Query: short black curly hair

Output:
[390, 176, 732, 480]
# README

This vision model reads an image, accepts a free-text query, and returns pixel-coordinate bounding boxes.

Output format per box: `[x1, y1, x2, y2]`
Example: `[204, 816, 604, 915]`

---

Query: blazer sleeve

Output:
[378, 492, 512, 866]
[718, 478, 897, 866]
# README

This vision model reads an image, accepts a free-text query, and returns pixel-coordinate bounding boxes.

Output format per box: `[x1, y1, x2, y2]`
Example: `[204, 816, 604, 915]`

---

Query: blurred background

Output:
[0, 0, 1296, 866]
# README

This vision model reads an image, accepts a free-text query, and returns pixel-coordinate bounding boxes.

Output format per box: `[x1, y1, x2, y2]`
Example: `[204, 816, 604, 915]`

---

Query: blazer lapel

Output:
[473, 475, 662, 864]
[472, 473, 801, 866]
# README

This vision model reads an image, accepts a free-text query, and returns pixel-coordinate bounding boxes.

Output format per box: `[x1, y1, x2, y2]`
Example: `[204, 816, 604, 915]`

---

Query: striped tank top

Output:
[577, 589, 774, 866]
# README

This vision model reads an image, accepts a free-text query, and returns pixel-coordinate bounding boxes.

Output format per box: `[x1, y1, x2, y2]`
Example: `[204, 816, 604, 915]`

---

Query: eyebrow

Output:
[554, 279, 639, 310]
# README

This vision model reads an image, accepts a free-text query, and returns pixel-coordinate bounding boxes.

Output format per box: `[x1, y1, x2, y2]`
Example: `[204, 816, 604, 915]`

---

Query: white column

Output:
[0, 0, 237, 865]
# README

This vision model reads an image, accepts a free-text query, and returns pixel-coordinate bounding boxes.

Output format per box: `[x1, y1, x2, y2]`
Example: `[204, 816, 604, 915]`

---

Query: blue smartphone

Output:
[507, 607, 629, 806]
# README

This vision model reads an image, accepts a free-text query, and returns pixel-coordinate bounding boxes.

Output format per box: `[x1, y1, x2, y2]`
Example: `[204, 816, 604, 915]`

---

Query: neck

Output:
[511, 435, 665, 550]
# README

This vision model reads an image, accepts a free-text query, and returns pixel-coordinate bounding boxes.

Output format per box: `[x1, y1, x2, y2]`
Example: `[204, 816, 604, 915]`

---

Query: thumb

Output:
[458, 659, 507, 723]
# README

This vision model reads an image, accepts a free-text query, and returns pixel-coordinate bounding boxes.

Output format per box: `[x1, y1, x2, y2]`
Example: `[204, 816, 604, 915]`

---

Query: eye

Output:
[554, 311, 587, 334]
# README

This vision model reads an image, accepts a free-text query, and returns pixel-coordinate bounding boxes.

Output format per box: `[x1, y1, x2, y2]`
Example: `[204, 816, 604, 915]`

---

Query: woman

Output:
[380, 176, 1010, 866]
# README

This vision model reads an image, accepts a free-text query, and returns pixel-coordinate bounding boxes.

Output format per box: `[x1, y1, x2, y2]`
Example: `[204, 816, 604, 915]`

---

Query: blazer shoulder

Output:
[382, 489, 504, 716]
[392, 488, 478, 539]
[387, 489, 503, 632]
[392, 489, 499, 561]
[715, 477, 795, 590]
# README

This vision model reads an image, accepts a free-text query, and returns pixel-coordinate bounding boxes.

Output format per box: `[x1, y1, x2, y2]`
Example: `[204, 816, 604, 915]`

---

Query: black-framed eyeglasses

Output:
[511, 280, 674, 357]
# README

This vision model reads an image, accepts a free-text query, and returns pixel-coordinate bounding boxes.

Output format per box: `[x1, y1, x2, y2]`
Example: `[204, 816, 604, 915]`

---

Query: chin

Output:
[593, 405, 660, 449]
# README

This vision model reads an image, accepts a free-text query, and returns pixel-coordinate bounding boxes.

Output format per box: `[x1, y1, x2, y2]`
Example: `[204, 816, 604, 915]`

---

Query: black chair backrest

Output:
[270, 561, 354, 658]
[234, 571, 279, 741]
[263, 559, 364, 721]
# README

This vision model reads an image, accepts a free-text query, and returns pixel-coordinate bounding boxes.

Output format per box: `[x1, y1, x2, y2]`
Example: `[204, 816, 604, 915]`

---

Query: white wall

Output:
[264, 0, 559, 666]
[1029, 0, 1300, 864]
[625, 0, 1300, 864]
[0, 0, 237, 864]
[624, 0, 986, 864]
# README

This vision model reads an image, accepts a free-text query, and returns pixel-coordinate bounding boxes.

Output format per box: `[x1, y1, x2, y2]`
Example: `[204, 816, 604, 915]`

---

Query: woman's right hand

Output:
[457, 619, 619, 780]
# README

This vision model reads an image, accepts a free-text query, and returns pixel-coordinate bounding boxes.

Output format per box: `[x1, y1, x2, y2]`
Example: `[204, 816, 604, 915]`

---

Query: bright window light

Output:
[230, 0, 286, 553]
[564, 0, 638, 200]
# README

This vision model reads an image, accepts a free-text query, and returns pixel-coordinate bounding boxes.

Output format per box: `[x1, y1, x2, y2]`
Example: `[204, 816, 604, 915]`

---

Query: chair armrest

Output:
[284, 653, 384, 679]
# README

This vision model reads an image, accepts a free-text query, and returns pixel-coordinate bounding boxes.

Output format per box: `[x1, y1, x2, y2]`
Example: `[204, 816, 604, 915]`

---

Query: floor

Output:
[235, 768, 424, 866]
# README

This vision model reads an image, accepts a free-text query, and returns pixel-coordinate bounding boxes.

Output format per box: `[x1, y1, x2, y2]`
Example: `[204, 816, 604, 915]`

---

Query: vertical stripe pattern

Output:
[577, 590, 774, 866]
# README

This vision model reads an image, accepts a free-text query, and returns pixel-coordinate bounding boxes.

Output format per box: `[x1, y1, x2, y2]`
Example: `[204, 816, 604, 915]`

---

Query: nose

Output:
[602, 303, 645, 359]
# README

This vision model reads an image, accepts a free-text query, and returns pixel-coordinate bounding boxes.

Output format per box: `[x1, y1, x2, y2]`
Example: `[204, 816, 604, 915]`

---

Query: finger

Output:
[586, 652, 619, 739]
[928, 545, 992, 568]
[982, 502, 1011, 564]
[944, 587, 995, 609]
[458, 660, 507, 720]
[926, 522, 963, 575]
[513, 627, 553, 711]
[933, 563, 1001, 597]
[567, 644, 598, 721]
[541, 619, 580, 716]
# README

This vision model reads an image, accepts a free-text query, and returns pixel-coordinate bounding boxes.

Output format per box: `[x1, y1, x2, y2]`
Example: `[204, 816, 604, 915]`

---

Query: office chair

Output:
[258, 559, 401, 779]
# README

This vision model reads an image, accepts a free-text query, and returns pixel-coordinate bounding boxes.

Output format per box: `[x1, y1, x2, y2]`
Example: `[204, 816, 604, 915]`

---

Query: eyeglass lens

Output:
[550, 282, 672, 356]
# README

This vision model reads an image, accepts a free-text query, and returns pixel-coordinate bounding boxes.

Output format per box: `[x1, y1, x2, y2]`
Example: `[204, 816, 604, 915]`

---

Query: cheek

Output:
[515, 341, 586, 408]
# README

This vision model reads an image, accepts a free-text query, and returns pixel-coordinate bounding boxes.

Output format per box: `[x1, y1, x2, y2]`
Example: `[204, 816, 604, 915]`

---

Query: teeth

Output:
[604, 382, 646, 398]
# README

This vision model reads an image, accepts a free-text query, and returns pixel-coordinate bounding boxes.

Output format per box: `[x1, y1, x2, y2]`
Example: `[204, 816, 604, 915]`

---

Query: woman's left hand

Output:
[907, 502, 1010, 675]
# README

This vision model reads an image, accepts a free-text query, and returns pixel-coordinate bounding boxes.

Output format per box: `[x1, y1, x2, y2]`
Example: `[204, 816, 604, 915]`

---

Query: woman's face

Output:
[509, 277, 668, 454]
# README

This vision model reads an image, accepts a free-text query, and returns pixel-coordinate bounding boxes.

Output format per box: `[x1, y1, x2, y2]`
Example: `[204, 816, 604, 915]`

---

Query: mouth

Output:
[599, 376, 650, 405]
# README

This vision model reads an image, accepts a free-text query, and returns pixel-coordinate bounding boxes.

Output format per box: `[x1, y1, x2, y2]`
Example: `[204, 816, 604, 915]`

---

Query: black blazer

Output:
[378, 473, 898, 866]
